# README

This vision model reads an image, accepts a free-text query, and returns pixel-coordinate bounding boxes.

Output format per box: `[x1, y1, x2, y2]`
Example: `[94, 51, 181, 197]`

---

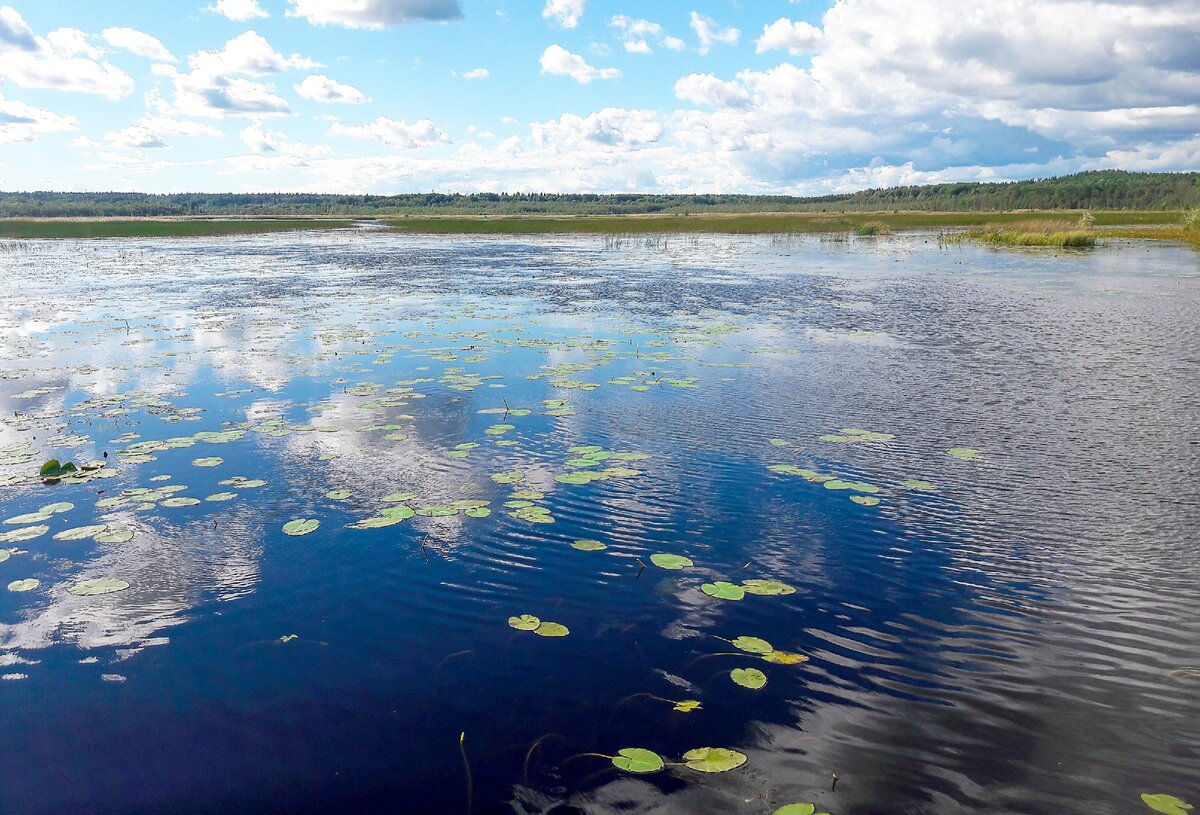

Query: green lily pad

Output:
[54, 525, 108, 541]
[283, 519, 320, 536]
[850, 495, 880, 506]
[161, 497, 201, 508]
[673, 700, 702, 712]
[741, 579, 796, 596]
[7, 578, 39, 592]
[94, 529, 134, 544]
[0, 550, 9, 563]
[507, 614, 541, 631]
[650, 553, 693, 570]
[68, 578, 130, 596]
[381, 506, 416, 519]
[416, 505, 458, 517]
[611, 748, 664, 774]
[732, 636, 773, 654]
[730, 667, 766, 689]
[206, 492, 238, 502]
[191, 457, 223, 467]
[504, 500, 535, 509]
[571, 539, 607, 551]
[382, 492, 418, 503]
[682, 747, 747, 773]
[4, 512, 53, 526]
[822, 479, 851, 490]
[948, 447, 980, 459]
[533, 622, 569, 637]
[0, 525, 49, 543]
[762, 651, 809, 665]
[902, 479, 937, 491]
[554, 472, 603, 485]
[347, 516, 404, 529]
[769, 439, 791, 446]
[701, 581, 745, 601]
[491, 471, 525, 485]
[773, 804, 828, 815]
[464, 507, 492, 518]
[40, 502, 74, 515]
[327, 489, 352, 500]
[1142, 794, 1194, 815]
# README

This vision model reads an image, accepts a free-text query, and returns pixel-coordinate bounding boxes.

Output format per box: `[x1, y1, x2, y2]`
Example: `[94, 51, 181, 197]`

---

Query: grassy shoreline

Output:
[0, 211, 1195, 246]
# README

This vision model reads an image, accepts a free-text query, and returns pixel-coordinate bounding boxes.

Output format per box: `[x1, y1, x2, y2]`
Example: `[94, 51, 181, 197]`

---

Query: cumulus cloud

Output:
[295, 74, 369, 103]
[286, 0, 462, 28]
[0, 5, 37, 52]
[689, 12, 739, 55]
[189, 31, 317, 76]
[208, 0, 269, 21]
[609, 15, 685, 54]
[330, 115, 448, 148]
[531, 107, 661, 150]
[105, 125, 168, 149]
[542, 0, 585, 29]
[755, 18, 822, 55]
[674, 73, 751, 108]
[0, 91, 76, 143]
[45, 28, 101, 59]
[102, 27, 176, 63]
[539, 44, 619, 83]
[458, 67, 488, 80]
[240, 119, 331, 157]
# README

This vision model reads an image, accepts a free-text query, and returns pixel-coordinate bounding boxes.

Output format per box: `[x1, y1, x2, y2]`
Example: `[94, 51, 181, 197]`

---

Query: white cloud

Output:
[459, 67, 489, 80]
[674, 73, 751, 108]
[189, 31, 317, 76]
[106, 125, 168, 149]
[240, 120, 331, 157]
[539, 44, 619, 84]
[102, 27, 175, 63]
[531, 108, 661, 150]
[0, 8, 133, 98]
[610, 15, 685, 54]
[209, 0, 269, 21]
[286, 0, 462, 28]
[295, 74, 369, 103]
[542, 0, 585, 29]
[0, 5, 37, 52]
[330, 115, 448, 148]
[755, 18, 822, 55]
[0, 91, 76, 143]
[689, 12, 739, 55]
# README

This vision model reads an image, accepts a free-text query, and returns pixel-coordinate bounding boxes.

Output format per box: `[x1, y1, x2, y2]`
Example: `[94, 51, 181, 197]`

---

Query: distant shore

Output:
[0, 210, 1196, 246]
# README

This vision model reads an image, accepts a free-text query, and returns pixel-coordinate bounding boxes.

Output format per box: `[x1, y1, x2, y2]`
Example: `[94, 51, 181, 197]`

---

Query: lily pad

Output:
[54, 524, 108, 541]
[948, 447, 980, 459]
[742, 579, 796, 596]
[464, 507, 492, 518]
[902, 479, 937, 491]
[773, 805, 828, 815]
[382, 492, 418, 503]
[68, 578, 130, 596]
[1142, 794, 1194, 815]
[732, 636, 774, 654]
[701, 581, 745, 601]
[507, 614, 541, 631]
[650, 553, 693, 570]
[40, 502, 74, 515]
[673, 700, 702, 712]
[571, 539, 607, 551]
[533, 622, 569, 637]
[283, 519, 320, 536]
[161, 497, 201, 508]
[611, 748, 664, 774]
[730, 667, 767, 689]
[326, 489, 352, 500]
[0, 525, 49, 543]
[191, 457, 223, 467]
[4, 512, 53, 526]
[491, 471, 525, 485]
[682, 747, 747, 773]
[94, 529, 134, 544]
[206, 492, 238, 502]
[7, 578, 39, 592]
[382, 505, 416, 519]
[761, 651, 809, 665]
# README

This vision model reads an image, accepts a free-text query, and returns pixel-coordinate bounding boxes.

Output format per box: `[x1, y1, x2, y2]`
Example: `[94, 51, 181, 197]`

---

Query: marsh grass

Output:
[945, 219, 1097, 248]
[0, 218, 354, 239]
[854, 221, 892, 236]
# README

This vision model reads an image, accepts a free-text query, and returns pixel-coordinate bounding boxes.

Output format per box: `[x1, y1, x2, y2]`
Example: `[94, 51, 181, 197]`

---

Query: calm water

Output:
[0, 231, 1197, 815]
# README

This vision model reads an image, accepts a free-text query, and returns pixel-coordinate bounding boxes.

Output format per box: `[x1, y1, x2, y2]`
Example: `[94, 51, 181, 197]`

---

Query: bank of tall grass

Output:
[944, 219, 1098, 248]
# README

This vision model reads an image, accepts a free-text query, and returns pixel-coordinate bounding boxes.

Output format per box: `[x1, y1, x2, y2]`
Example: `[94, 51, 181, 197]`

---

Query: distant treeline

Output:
[2, 171, 1198, 217]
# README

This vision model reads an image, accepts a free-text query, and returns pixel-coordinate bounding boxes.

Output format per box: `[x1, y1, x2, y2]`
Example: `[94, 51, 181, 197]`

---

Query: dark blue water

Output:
[1, 231, 1197, 815]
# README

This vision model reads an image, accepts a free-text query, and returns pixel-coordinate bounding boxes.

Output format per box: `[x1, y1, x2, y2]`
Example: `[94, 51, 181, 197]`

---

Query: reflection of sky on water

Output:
[0, 233, 1197, 814]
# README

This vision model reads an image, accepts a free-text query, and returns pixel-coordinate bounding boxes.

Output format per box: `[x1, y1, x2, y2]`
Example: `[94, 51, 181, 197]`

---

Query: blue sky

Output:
[1, 0, 1198, 194]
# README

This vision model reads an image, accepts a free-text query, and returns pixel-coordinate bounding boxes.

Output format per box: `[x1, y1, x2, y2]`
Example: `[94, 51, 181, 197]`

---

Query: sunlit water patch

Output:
[0, 232, 1198, 815]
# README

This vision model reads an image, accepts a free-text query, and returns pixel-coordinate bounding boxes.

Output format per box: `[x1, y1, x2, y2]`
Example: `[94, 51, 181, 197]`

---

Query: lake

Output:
[1, 230, 1197, 815]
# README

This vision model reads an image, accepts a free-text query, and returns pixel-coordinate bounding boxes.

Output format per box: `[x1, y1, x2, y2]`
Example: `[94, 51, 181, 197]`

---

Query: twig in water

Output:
[832, 773, 839, 792]
[459, 731, 473, 815]
[635, 558, 646, 579]
[420, 532, 430, 563]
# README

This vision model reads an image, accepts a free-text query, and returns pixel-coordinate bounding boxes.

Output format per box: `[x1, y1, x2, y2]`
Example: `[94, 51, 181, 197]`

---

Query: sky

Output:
[0, 0, 1198, 195]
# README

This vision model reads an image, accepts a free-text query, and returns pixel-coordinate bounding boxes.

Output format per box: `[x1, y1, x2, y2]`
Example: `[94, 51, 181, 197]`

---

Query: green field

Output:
[0, 218, 354, 239]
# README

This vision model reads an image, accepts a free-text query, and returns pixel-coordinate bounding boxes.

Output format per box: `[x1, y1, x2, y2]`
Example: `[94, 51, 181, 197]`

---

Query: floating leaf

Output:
[0, 550, 9, 563]
[4, 512, 52, 526]
[902, 479, 937, 491]
[0, 525, 49, 543]
[701, 581, 745, 601]
[742, 579, 796, 596]
[510, 490, 544, 500]
[40, 502, 74, 515]
[416, 505, 458, 517]
[611, 748, 664, 774]
[53, 524, 107, 541]
[571, 539, 607, 551]
[507, 614, 540, 631]
[381, 506, 416, 519]
[326, 489, 352, 500]
[347, 516, 404, 529]
[191, 457, 223, 467]
[769, 439, 791, 446]
[673, 700, 702, 712]
[682, 747, 747, 773]
[206, 492, 238, 502]
[947, 447, 980, 459]
[822, 479, 851, 490]
[68, 578, 130, 596]
[732, 636, 773, 654]
[279, 634, 299, 643]
[7, 578, 39, 592]
[94, 529, 134, 544]
[464, 507, 491, 518]
[161, 497, 200, 508]
[730, 668, 766, 689]
[1142, 794, 1194, 815]
[382, 492, 418, 503]
[491, 471, 525, 485]
[761, 651, 809, 665]
[774, 805, 828, 815]
[650, 553, 693, 570]
[533, 622, 569, 637]
[282, 519, 320, 536]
